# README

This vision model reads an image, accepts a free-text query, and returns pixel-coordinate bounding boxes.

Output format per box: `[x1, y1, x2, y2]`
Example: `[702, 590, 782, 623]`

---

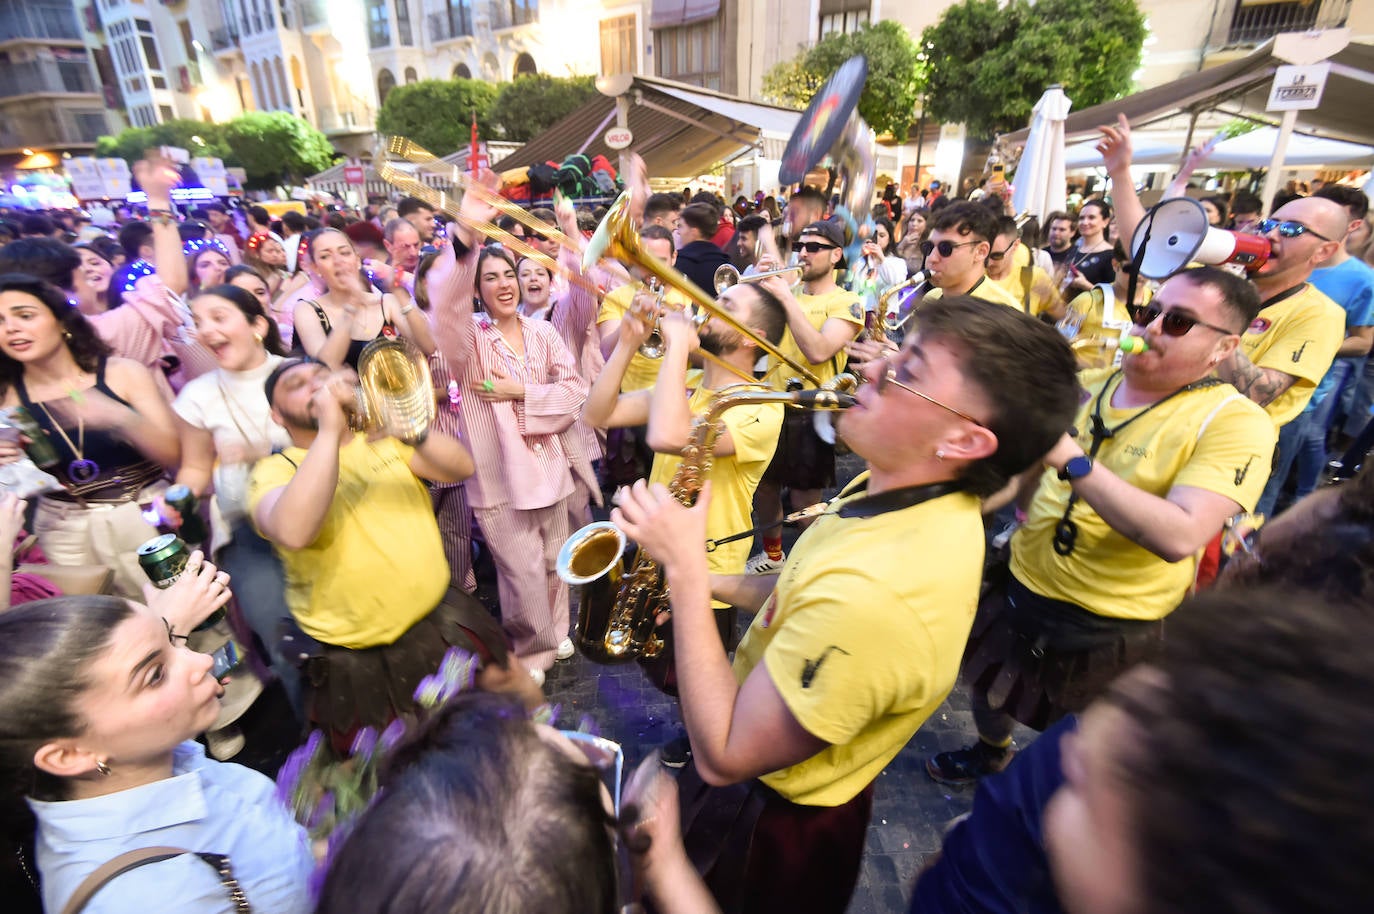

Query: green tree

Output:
[94, 119, 236, 164]
[222, 111, 336, 187]
[488, 74, 599, 143]
[375, 78, 499, 155]
[921, 0, 1147, 138]
[761, 21, 924, 139]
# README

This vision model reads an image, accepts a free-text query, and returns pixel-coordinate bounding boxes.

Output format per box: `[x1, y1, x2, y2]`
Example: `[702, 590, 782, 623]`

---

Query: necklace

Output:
[216, 370, 275, 454]
[35, 400, 98, 482]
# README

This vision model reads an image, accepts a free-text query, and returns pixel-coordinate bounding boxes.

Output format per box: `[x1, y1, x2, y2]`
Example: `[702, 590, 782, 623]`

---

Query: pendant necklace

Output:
[36, 400, 98, 482]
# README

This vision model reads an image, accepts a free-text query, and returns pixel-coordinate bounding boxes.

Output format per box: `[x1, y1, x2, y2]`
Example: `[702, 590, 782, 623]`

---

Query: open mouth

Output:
[7, 339, 33, 352]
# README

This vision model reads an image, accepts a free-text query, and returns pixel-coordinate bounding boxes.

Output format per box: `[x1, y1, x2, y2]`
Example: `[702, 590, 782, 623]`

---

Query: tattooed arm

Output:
[1215, 347, 1297, 408]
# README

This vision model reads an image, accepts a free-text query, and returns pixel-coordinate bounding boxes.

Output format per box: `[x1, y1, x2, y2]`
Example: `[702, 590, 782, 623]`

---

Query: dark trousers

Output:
[674, 761, 874, 914]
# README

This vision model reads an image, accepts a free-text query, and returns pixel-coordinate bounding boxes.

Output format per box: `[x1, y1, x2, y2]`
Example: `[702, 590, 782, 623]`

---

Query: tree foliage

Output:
[761, 21, 924, 139]
[221, 111, 336, 186]
[94, 119, 236, 165]
[376, 78, 500, 155]
[488, 74, 599, 143]
[921, 0, 1146, 138]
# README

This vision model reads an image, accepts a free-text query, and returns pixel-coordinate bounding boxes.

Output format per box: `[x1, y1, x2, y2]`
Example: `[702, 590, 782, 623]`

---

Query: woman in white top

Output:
[170, 283, 298, 712]
[850, 216, 910, 316]
[2, 587, 313, 914]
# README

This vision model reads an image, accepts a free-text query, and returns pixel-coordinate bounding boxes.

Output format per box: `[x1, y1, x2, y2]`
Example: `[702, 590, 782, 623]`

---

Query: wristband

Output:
[400, 304, 415, 316]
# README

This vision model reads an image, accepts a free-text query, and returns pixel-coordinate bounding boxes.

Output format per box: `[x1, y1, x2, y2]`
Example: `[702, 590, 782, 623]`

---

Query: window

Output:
[453, 62, 471, 79]
[818, 0, 868, 37]
[404, 65, 417, 83]
[1227, 1, 1322, 45]
[395, 0, 413, 46]
[514, 52, 536, 77]
[377, 67, 395, 103]
[654, 16, 720, 90]
[367, 0, 391, 48]
[158, 104, 173, 121]
[151, 74, 166, 89]
[448, 0, 472, 37]
[600, 14, 635, 76]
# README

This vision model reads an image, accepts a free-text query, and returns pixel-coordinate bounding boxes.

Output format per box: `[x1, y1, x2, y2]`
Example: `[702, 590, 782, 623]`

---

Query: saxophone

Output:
[557, 382, 856, 664]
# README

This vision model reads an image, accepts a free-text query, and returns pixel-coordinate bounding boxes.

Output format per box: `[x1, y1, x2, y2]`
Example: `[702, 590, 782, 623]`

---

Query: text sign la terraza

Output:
[1266, 63, 1330, 112]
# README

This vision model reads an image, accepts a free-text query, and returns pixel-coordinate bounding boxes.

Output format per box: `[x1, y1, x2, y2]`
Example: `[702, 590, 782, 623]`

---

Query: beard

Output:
[698, 325, 739, 356]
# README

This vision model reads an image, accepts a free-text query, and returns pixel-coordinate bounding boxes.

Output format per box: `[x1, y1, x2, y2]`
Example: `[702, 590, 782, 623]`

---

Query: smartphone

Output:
[992, 164, 1005, 175]
[211, 640, 242, 679]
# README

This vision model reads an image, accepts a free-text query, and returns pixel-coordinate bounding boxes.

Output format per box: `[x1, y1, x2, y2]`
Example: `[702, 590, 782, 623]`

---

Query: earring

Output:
[95, 759, 111, 776]
[254, 333, 263, 344]
[935, 449, 946, 462]
[63, 330, 72, 341]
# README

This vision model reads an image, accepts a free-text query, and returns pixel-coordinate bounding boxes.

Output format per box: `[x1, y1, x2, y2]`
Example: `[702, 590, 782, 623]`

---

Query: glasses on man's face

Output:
[874, 358, 987, 427]
[1128, 303, 1236, 337]
[1255, 219, 1331, 242]
[919, 239, 979, 258]
[561, 730, 624, 817]
[797, 241, 837, 254]
[987, 242, 1016, 262]
[528, 232, 547, 243]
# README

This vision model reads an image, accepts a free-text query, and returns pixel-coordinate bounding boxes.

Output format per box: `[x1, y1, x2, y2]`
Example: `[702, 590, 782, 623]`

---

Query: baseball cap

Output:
[798, 219, 844, 249]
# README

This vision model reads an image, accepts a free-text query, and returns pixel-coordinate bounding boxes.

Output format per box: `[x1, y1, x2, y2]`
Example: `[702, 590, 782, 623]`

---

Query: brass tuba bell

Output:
[352, 336, 437, 445]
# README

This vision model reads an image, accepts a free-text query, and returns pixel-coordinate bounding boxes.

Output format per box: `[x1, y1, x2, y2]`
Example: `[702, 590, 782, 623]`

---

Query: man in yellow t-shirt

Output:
[986, 216, 1062, 318]
[1216, 196, 1348, 517]
[611, 298, 1081, 914]
[930, 267, 1277, 788]
[748, 219, 863, 574]
[596, 225, 696, 393]
[250, 359, 536, 744]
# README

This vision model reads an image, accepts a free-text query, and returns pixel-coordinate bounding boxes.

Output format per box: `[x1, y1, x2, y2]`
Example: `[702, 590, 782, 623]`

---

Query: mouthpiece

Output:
[1071, 335, 1149, 355]
[1116, 336, 1149, 354]
[792, 389, 857, 410]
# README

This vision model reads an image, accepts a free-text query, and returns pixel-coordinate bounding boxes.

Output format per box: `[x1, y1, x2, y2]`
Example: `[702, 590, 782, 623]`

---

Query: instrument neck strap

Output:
[703, 478, 965, 552]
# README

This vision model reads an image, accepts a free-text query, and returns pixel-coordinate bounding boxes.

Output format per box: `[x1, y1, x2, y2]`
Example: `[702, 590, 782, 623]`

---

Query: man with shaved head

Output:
[1219, 195, 1348, 516]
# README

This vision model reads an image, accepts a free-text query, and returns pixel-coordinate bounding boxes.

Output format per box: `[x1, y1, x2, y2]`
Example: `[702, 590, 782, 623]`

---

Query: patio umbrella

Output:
[1010, 85, 1071, 220]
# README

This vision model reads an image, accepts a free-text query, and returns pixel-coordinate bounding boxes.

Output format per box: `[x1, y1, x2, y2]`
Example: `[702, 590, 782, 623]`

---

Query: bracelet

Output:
[149, 213, 177, 228]
[400, 304, 415, 316]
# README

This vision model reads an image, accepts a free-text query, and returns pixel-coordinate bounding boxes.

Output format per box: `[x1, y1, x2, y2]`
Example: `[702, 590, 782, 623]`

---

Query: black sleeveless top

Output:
[291, 298, 396, 370]
[17, 357, 157, 491]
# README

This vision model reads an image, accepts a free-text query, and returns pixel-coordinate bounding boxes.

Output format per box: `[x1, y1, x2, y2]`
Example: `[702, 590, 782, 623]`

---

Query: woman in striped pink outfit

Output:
[428, 183, 589, 679]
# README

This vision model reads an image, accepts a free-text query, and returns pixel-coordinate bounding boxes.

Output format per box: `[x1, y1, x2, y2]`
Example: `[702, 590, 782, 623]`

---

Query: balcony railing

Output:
[489, 0, 537, 31]
[0, 59, 98, 99]
[0, 4, 85, 43]
[1226, 0, 1349, 47]
[427, 7, 474, 42]
[0, 105, 109, 149]
[209, 25, 240, 51]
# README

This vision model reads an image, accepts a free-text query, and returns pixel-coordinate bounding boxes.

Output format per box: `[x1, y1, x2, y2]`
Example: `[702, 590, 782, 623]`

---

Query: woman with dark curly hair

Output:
[0, 274, 180, 597]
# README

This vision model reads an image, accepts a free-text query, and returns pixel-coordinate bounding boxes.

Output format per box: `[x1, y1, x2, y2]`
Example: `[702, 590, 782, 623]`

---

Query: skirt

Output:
[288, 588, 508, 753]
[963, 574, 1164, 731]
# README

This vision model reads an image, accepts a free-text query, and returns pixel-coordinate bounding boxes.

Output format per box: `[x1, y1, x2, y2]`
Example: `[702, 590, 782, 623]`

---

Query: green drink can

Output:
[137, 533, 190, 589]
[165, 484, 209, 545]
[6, 407, 60, 468]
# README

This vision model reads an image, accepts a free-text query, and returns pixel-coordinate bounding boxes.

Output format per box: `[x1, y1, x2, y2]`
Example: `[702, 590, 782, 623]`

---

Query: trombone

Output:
[585, 193, 824, 388]
[712, 264, 803, 295]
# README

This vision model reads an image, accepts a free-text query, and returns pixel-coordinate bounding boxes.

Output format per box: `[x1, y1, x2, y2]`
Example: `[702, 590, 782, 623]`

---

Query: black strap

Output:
[1052, 371, 1223, 557]
[703, 479, 965, 551]
[305, 299, 330, 335]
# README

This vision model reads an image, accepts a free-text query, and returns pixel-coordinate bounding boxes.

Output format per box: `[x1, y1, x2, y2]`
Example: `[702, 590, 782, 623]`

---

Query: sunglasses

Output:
[875, 359, 987, 428]
[1254, 219, 1331, 241]
[920, 239, 980, 258]
[797, 241, 838, 254]
[986, 242, 1016, 262]
[1128, 303, 1237, 337]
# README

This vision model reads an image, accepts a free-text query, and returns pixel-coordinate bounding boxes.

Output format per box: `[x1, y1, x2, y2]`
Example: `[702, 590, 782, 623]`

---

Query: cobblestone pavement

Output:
[544, 452, 1035, 913]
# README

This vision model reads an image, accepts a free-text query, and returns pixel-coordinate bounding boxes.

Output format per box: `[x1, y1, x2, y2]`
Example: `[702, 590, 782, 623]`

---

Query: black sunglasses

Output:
[1129, 303, 1236, 337]
[986, 242, 1016, 262]
[527, 232, 547, 243]
[797, 241, 837, 253]
[920, 239, 980, 258]
[1254, 219, 1331, 241]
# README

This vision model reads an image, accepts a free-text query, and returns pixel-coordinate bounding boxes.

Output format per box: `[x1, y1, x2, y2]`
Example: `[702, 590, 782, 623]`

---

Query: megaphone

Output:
[1129, 197, 1271, 280]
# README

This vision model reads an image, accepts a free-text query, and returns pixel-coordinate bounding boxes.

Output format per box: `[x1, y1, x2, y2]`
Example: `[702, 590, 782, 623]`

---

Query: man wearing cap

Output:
[746, 218, 863, 573]
[248, 358, 539, 748]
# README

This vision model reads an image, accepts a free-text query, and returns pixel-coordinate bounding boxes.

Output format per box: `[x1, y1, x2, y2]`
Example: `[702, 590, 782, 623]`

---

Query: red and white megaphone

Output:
[1129, 197, 1270, 280]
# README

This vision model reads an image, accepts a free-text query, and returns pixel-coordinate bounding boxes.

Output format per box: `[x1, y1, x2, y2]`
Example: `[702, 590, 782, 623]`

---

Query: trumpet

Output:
[713, 263, 803, 295]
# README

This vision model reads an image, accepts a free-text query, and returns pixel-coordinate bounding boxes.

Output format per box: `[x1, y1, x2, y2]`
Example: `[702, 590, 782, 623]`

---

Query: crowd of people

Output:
[0, 111, 1370, 914]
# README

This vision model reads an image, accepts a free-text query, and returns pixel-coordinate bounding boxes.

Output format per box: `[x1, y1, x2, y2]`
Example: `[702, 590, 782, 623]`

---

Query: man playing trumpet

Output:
[612, 297, 1081, 914]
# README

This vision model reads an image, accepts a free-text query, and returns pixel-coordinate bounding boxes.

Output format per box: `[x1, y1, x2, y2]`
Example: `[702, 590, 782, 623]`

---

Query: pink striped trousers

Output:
[472, 500, 571, 672]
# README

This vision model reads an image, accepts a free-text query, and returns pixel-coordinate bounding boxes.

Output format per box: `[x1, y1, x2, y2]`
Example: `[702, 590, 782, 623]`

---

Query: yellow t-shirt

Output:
[649, 385, 783, 600]
[1011, 369, 1276, 621]
[597, 283, 695, 392]
[1239, 283, 1346, 427]
[921, 274, 1025, 311]
[734, 472, 985, 806]
[766, 286, 863, 391]
[248, 434, 449, 648]
[991, 258, 1058, 317]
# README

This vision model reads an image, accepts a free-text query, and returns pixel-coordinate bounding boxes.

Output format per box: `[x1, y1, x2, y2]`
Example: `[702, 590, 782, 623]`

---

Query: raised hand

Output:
[1095, 113, 1133, 174]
